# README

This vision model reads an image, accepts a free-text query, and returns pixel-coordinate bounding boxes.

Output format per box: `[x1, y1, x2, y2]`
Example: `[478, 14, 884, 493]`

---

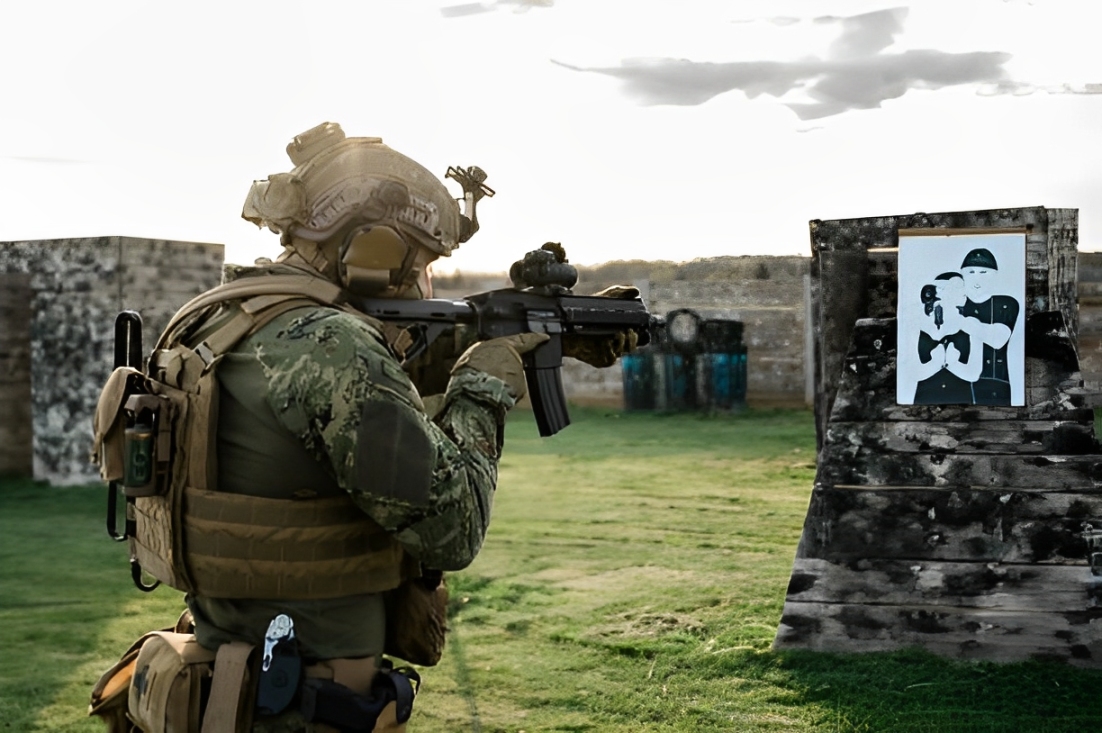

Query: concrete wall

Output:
[0, 237, 223, 484]
[554, 256, 812, 408]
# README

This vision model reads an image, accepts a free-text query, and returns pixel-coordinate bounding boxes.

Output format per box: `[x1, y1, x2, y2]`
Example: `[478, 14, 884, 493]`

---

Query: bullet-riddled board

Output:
[772, 207, 1102, 665]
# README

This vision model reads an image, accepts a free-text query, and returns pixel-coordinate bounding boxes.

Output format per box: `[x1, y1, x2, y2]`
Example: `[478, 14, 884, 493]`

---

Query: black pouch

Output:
[300, 661, 420, 731]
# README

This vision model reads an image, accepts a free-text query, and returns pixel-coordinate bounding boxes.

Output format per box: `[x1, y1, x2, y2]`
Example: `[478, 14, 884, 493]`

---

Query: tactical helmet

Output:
[243, 122, 462, 257]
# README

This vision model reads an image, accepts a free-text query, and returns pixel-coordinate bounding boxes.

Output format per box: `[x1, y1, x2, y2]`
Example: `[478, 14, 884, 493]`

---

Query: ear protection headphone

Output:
[338, 224, 425, 297]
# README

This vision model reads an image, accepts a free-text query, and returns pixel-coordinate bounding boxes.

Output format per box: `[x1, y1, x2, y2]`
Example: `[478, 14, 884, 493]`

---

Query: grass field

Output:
[4, 407, 1102, 732]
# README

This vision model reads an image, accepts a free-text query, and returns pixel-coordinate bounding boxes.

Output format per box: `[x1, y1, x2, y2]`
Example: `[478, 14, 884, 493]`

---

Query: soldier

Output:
[959, 247, 1020, 405]
[90, 122, 635, 732]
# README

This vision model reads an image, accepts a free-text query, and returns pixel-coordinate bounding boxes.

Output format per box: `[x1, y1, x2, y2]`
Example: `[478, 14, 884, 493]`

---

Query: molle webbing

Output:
[129, 274, 407, 598]
[182, 488, 406, 600]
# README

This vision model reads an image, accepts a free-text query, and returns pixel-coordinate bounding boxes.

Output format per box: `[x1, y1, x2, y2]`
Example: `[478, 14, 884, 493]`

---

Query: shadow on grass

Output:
[546, 617, 1102, 731]
[715, 647, 1102, 733]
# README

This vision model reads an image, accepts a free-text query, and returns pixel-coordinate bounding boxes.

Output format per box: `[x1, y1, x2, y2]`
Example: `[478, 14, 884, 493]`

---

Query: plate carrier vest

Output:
[93, 273, 415, 599]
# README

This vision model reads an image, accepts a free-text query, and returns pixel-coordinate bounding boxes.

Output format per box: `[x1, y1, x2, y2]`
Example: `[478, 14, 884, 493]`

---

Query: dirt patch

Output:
[588, 610, 706, 640]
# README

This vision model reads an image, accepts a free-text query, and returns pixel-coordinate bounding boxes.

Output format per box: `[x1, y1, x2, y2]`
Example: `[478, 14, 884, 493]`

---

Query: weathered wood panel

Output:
[810, 209, 1074, 446]
[1048, 209, 1079, 342]
[785, 557, 1101, 611]
[817, 451, 1102, 490]
[824, 319, 1087, 424]
[866, 250, 897, 319]
[826, 420, 1097, 455]
[813, 248, 868, 448]
[797, 486, 1102, 564]
[831, 394, 1095, 426]
[776, 601, 1102, 664]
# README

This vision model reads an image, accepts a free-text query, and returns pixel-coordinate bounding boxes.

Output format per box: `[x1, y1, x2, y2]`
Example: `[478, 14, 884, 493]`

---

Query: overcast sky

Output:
[2, 0, 1100, 274]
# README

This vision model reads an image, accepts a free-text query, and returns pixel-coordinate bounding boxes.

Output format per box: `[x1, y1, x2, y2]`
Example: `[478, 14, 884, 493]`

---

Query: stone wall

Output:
[0, 237, 223, 484]
[0, 273, 33, 476]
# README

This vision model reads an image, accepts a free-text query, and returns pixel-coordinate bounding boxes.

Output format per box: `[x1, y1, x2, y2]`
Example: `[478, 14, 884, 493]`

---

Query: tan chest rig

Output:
[92, 273, 418, 600]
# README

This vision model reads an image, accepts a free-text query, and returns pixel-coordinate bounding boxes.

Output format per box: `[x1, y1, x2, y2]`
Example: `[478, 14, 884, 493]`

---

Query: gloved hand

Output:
[452, 332, 551, 400]
[562, 284, 641, 368]
[591, 285, 640, 299]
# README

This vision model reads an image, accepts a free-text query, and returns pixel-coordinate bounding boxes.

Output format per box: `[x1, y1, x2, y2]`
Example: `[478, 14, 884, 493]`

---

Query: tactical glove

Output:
[452, 332, 551, 400]
[562, 285, 641, 368]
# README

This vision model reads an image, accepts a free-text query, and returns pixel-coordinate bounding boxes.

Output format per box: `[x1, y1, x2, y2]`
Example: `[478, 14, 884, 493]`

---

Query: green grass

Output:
[4, 407, 1102, 731]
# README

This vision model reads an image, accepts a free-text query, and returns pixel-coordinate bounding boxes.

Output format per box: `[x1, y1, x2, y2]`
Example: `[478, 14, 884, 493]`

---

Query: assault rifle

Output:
[354, 285, 654, 437]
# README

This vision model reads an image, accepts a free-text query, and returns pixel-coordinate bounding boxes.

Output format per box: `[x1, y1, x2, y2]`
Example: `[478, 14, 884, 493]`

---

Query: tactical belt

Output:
[300, 660, 419, 731]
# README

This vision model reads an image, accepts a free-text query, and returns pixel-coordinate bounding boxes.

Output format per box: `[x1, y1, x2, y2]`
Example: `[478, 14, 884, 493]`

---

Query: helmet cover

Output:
[243, 122, 462, 257]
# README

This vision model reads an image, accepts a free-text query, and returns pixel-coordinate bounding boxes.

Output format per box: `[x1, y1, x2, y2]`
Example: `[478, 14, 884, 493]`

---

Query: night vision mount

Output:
[447, 165, 494, 243]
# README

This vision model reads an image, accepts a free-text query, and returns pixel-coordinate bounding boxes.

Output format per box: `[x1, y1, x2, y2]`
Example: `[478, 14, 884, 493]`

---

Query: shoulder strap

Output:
[156, 275, 346, 353]
[149, 296, 321, 390]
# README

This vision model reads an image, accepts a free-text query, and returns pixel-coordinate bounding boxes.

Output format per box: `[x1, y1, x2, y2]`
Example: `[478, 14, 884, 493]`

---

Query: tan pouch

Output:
[89, 613, 195, 732]
[384, 572, 448, 667]
[89, 634, 147, 732]
[93, 367, 144, 481]
[128, 632, 216, 733]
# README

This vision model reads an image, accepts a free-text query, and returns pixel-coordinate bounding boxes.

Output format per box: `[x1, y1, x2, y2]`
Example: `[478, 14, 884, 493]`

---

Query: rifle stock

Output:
[355, 288, 653, 436]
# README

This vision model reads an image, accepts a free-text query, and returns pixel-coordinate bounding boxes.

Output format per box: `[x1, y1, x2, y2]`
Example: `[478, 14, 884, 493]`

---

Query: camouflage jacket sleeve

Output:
[256, 307, 515, 571]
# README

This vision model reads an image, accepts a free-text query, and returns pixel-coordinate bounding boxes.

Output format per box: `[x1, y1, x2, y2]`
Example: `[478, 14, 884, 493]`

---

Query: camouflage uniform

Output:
[185, 265, 514, 664]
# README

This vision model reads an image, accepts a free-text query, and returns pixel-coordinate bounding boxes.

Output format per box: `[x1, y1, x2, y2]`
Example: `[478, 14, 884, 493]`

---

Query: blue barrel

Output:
[621, 310, 746, 412]
[663, 353, 696, 410]
[621, 351, 656, 410]
[705, 348, 747, 410]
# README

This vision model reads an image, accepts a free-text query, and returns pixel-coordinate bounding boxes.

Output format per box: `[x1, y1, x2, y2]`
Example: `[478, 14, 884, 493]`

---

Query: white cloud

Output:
[555, 8, 1029, 120]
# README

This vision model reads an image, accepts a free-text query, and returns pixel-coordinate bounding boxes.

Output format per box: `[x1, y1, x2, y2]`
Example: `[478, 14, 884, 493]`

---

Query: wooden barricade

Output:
[773, 207, 1102, 665]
